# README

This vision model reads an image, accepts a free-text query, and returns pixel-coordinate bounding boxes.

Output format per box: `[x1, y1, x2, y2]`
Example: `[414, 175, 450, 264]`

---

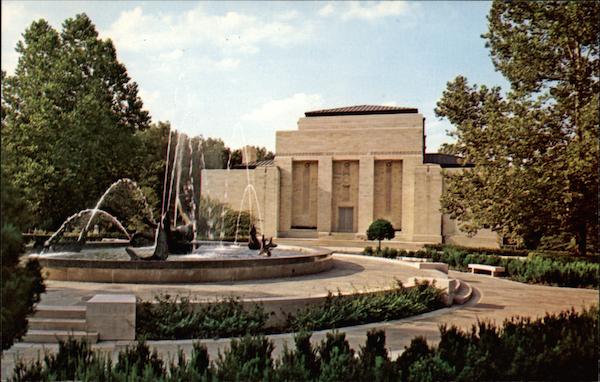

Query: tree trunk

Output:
[378, 240, 382, 253]
[577, 222, 587, 257]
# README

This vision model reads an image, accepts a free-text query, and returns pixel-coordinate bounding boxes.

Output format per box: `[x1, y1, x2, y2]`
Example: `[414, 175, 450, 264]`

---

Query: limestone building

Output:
[202, 105, 497, 247]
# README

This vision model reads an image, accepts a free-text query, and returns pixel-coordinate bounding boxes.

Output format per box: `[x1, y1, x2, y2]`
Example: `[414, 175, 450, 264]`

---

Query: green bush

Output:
[287, 281, 445, 332]
[12, 306, 598, 381]
[215, 335, 274, 382]
[136, 294, 268, 340]
[424, 243, 528, 257]
[137, 283, 445, 340]
[367, 219, 395, 251]
[366, 245, 599, 288]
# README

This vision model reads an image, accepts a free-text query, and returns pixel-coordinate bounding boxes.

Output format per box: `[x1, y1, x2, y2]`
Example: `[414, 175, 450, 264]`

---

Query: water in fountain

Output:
[45, 209, 131, 249]
[187, 139, 198, 246]
[218, 152, 232, 247]
[234, 184, 264, 244]
[77, 178, 155, 243]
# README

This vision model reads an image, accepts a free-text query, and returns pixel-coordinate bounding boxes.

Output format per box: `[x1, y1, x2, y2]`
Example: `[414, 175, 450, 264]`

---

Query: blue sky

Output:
[2, 1, 508, 151]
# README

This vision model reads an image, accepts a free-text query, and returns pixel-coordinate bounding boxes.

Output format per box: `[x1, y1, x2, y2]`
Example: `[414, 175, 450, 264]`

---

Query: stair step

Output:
[34, 305, 86, 319]
[29, 318, 87, 331]
[453, 279, 473, 305]
[22, 330, 98, 344]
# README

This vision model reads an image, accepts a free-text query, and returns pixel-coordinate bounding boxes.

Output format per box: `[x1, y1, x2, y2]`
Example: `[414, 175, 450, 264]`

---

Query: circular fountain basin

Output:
[30, 243, 333, 283]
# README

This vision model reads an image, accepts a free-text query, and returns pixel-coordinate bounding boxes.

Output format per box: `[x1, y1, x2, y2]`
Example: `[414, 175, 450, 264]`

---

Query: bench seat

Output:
[468, 263, 505, 277]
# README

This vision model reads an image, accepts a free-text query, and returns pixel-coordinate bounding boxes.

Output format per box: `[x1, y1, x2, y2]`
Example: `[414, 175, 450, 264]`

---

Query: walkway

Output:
[2, 255, 597, 379]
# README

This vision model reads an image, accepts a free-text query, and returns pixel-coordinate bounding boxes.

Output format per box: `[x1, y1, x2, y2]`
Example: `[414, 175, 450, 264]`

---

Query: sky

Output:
[2, 1, 509, 152]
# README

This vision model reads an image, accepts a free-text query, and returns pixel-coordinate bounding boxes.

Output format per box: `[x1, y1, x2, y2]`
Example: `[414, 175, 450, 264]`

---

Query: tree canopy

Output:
[436, 1, 599, 254]
[2, 14, 150, 230]
[367, 219, 395, 252]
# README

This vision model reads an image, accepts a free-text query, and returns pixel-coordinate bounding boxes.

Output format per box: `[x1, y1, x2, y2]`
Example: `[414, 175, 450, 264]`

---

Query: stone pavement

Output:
[2, 255, 597, 379]
[26, 255, 440, 305]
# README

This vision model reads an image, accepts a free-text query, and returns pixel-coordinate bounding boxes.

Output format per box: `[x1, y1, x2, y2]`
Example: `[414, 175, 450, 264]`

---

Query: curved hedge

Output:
[364, 245, 599, 288]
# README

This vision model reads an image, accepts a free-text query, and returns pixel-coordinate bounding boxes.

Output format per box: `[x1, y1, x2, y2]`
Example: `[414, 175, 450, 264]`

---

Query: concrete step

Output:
[283, 229, 318, 239]
[29, 318, 87, 331]
[22, 330, 98, 344]
[453, 279, 473, 305]
[34, 305, 86, 319]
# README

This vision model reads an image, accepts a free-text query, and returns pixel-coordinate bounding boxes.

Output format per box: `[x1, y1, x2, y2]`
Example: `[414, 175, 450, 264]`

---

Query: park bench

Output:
[468, 263, 505, 277]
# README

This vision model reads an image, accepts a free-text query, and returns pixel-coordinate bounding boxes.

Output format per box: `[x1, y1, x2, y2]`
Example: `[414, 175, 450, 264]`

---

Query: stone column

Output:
[411, 164, 443, 242]
[398, 156, 418, 241]
[317, 156, 332, 235]
[275, 157, 293, 235]
[357, 156, 374, 238]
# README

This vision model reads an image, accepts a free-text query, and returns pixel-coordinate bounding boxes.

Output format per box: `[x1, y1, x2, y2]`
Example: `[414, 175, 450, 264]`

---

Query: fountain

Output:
[30, 128, 333, 283]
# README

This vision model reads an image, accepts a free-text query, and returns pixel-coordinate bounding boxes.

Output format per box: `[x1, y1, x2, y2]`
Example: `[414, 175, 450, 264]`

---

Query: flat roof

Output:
[305, 105, 418, 117]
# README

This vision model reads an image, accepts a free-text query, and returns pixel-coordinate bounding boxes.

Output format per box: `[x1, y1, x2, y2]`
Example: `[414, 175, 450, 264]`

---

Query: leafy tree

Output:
[2, 14, 150, 230]
[228, 146, 275, 167]
[1, 164, 45, 350]
[367, 219, 395, 252]
[435, 1, 599, 254]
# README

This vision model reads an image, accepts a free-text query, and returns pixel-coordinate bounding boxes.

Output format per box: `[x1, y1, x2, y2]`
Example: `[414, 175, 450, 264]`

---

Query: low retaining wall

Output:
[36, 246, 333, 283]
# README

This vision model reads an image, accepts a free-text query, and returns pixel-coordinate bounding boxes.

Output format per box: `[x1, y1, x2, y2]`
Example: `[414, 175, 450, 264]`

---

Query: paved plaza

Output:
[2, 254, 597, 379]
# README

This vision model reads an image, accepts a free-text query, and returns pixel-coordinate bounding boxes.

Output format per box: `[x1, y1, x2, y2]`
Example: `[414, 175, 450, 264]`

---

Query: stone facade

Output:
[201, 106, 499, 247]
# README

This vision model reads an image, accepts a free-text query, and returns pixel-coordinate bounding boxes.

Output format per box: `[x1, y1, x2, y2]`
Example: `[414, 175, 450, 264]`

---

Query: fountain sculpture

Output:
[32, 128, 331, 283]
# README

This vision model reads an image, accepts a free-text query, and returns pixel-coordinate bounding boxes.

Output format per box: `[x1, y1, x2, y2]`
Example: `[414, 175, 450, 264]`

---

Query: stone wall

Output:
[291, 161, 318, 228]
[373, 160, 403, 230]
[201, 167, 280, 237]
[441, 168, 499, 248]
[332, 161, 359, 232]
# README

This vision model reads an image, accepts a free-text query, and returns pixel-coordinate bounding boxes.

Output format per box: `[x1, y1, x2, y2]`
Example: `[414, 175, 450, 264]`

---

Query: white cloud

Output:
[318, 3, 335, 17]
[277, 10, 300, 21]
[104, 5, 313, 56]
[424, 119, 455, 153]
[242, 93, 323, 129]
[1, 2, 44, 73]
[342, 1, 413, 21]
[316, 2, 416, 24]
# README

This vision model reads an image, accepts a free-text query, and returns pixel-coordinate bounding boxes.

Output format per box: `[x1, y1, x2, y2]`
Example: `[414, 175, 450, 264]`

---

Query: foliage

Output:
[215, 335, 274, 381]
[12, 307, 598, 381]
[363, 245, 599, 288]
[436, 1, 599, 255]
[287, 281, 445, 332]
[136, 283, 444, 340]
[2, 14, 150, 231]
[1, 167, 45, 350]
[196, 195, 253, 241]
[424, 243, 528, 257]
[367, 219, 395, 251]
[228, 145, 275, 167]
[136, 294, 268, 340]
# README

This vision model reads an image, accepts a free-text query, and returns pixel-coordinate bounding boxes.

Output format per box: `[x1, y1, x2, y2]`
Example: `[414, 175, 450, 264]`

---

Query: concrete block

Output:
[86, 294, 136, 341]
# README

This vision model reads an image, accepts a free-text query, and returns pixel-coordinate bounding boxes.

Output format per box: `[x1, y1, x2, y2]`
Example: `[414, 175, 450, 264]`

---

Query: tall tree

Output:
[1, 160, 45, 350]
[2, 14, 150, 230]
[436, 1, 599, 254]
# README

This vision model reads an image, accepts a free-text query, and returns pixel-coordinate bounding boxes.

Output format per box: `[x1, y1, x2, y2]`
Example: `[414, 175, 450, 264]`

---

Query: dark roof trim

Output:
[424, 153, 474, 168]
[231, 159, 274, 169]
[305, 105, 418, 117]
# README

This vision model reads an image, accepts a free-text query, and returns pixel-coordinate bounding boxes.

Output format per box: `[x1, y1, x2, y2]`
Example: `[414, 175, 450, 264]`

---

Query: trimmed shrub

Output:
[136, 294, 268, 340]
[367, 219, 395, 251]
[367, 245, 599, 288]
[287, 281, 445, 332]
[11, 306, 598, 381]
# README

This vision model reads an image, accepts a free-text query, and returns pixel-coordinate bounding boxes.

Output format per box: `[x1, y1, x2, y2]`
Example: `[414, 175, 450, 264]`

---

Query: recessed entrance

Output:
[338, 207, 354, 232]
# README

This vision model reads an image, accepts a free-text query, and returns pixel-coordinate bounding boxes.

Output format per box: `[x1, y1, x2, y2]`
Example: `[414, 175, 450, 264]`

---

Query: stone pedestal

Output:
[86, 294, 136, 341]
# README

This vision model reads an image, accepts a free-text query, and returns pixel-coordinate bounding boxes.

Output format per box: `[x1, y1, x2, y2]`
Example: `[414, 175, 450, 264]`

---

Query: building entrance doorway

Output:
[338, 207, 354, 232]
